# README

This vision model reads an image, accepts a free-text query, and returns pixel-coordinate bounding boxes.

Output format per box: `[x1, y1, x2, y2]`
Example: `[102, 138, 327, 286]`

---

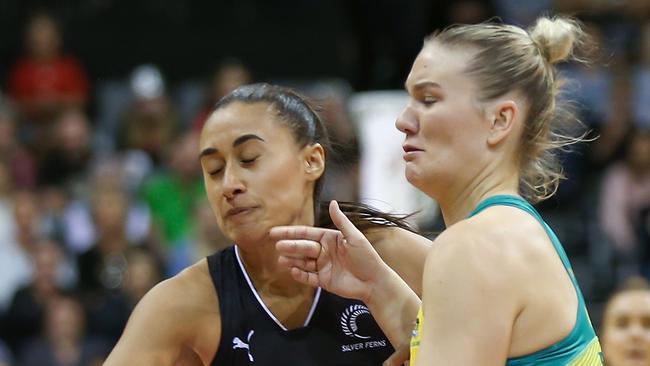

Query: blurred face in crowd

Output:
[125, 251, 160, 302]
[199, 102, 323, 247]
[396, 42, 501, 199]
[169, 132, 201, 180]
[33, 240, 62, 293]
[128, 98, 175, 157]
[46, 297, 85, 343]
[26, 14, 61, 60]
[602, 290, 650, 366]
[56, 109, 90, 156]
[93, 189, 127, 235]
[13, 190, 39, 233]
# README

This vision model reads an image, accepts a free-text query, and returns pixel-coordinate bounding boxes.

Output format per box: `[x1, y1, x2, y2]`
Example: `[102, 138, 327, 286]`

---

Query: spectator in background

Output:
[589, 73, 634, 166]
[0, 98, 36, 189]
[0, 161, 25, 311]
[2, 240, 72, 355]
[120, 64, 178, 167]
[0, 189, 42, 311]
[61, 157, 151, 255]
[601, 276, 650, 366]
[7, 11, 89, 145]
[77, 187, 138, 295]
[84, 247, 162, 345]
[191, 59, 252, 132]
[600, 129, 650, 278]
[140, 131, 203, 274]
[19, 294, 109, 366]
[38, 108, 92, 190]
[121, 248, 162, 305]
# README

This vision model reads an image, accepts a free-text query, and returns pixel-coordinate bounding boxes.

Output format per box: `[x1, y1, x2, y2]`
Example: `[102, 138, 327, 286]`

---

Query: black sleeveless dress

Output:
[208, 246, 394, 365]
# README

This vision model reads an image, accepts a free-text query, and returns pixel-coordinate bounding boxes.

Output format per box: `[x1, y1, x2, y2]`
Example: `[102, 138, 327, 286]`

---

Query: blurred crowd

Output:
[0, 1, 649, 365]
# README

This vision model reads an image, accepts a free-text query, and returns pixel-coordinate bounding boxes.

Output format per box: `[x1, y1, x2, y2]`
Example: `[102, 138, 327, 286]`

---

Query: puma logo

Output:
[232, 330, 255, 362]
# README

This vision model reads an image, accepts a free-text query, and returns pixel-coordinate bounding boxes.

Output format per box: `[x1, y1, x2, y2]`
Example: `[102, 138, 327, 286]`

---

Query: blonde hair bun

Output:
[529, 16, 582, 64]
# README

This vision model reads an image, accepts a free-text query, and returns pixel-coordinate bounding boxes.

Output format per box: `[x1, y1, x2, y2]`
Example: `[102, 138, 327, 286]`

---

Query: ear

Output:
[486, 100, 518, 147]
[302, 143, 325, 181]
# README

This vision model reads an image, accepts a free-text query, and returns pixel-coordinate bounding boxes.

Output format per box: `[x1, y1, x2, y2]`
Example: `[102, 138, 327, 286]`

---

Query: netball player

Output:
[273, 16, 604, 365]
[104, 83, 431, 365]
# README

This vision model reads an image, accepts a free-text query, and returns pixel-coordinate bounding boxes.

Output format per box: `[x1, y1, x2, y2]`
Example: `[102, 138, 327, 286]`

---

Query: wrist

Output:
[363, 263, 402, 306]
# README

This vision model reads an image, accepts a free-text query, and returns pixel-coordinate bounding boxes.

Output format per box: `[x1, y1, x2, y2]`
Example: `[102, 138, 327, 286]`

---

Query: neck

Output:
[236, 202, 316, 298]
[237, 244, 314, 298]
[436, 162, 520, 227]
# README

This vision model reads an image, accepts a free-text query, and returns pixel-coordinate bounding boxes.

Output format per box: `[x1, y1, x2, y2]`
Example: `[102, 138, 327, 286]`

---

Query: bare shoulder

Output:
[426, 205, 559, 301]
[427, 212, 536, 285]
[143, 259, 217, 317]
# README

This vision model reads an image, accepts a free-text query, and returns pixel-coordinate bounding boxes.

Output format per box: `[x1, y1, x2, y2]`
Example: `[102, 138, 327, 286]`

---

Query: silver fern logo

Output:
[341, 304, 371, 339]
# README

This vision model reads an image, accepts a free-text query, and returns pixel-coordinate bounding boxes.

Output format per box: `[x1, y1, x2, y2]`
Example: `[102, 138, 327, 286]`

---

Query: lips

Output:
[402, 143, 424, 161]
[226, 206, 257, 218]
[402, 144, 424, 153]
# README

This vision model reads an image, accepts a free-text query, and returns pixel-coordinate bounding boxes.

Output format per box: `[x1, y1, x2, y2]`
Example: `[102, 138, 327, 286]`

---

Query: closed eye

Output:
[421, 97, 437, 107]
[209, 168, 223, 176]
[241, 156, 258, 165]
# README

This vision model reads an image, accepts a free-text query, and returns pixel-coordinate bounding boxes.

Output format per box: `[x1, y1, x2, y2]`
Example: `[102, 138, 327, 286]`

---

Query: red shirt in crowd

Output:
[8, 56, 89, 118]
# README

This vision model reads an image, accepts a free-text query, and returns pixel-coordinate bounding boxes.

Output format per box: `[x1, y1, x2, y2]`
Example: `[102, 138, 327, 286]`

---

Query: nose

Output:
[222, 165, 246, 200]
[627, 322, 647, 339]
[395, 104, 419, 135]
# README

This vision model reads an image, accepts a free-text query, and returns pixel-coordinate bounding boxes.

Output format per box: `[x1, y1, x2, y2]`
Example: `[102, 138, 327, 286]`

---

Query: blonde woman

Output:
[273, 16, 604, 365]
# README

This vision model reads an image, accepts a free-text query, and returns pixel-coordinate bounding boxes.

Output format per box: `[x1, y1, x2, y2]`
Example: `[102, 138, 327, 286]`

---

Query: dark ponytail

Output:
[317, 201, 417, 233]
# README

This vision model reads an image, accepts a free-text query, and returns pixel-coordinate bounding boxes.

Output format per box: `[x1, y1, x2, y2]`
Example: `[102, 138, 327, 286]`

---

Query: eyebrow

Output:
[198, 134, 265, 159]
[233, 134, 265, 147]
[405, 80, 442, 91]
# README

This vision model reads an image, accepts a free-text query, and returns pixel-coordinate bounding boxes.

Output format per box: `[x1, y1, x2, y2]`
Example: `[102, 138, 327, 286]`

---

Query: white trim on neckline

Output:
[234, 245, 322, 332]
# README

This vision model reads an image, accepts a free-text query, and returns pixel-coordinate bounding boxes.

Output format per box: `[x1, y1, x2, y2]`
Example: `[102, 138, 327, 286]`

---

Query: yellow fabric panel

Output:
[567, 338, 604, 366]
[409, 306, 424, 365]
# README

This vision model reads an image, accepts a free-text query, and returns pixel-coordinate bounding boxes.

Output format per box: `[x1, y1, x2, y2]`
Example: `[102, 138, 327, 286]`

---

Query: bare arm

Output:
[415, 227, 521, 366]
[104, 281, 187, 365]
[364, 263, 421, 350]
[105, 264, 220, 366]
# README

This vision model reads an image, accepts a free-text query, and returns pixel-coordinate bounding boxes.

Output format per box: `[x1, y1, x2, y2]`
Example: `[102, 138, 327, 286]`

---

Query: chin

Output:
[404, 166, 425, 189]
[231, 230, 265, 244]
[226, 225, 268, 246]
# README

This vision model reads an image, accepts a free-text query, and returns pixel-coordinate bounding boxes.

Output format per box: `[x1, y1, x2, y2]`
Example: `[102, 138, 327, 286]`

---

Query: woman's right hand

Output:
[270, 200, 389, 303]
